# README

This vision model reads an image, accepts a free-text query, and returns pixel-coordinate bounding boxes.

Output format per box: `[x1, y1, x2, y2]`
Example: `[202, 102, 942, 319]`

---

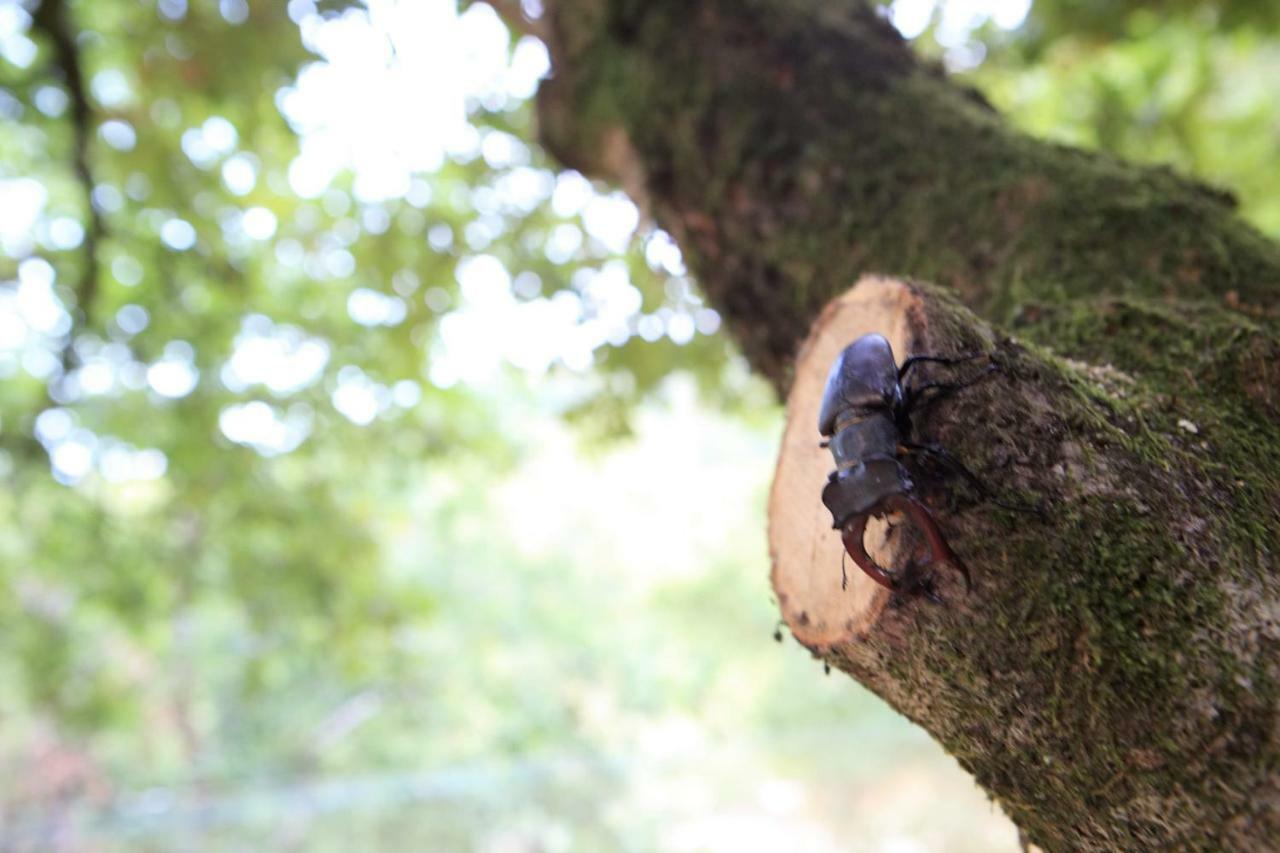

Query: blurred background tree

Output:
[0, 0, 1276, 848]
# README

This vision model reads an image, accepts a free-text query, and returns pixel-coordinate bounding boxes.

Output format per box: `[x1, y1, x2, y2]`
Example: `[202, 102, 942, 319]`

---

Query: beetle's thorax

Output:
[821, 409, 912, 529]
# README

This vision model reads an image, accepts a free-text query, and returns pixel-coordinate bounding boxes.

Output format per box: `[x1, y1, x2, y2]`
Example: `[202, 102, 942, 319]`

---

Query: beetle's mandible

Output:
[819, 333, 985, 596]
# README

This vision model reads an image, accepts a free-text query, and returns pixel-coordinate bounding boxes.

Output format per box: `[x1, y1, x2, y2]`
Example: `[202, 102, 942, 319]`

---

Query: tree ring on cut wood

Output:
[768, 276, 928, 647]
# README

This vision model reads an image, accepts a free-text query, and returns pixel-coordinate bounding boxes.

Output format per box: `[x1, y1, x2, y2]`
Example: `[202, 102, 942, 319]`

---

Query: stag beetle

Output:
[819, 333, 992, 596]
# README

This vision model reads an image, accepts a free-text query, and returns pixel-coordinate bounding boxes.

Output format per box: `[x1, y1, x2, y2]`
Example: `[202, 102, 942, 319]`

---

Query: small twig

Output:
[32, 0, 103, 363]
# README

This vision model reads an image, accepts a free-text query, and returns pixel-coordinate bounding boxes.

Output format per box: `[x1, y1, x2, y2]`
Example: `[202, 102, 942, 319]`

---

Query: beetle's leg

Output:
[883, 494, 972, 592]
[901, 362, 999, 423]
[898, 564, 945, 605]
[902, 440, 1044, 516]
[897, 351, 988, 384]
[919, 578, 945, 605]
[840, 514, 898, 591]
[902, 440, 993, 500]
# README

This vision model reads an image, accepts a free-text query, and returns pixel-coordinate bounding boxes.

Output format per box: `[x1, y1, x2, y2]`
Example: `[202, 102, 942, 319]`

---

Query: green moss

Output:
[1013, 296, 1280, 553]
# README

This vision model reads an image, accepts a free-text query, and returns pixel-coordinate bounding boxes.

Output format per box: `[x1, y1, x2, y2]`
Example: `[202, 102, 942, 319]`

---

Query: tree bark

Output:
[529, 0, 1280, 849]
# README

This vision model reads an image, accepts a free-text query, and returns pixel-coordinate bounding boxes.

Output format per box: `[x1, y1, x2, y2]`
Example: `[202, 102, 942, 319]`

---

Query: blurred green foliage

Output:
[946, 0, 1280, 233]
[0, 0, 1277, 847]
[1, 0, 734, 741]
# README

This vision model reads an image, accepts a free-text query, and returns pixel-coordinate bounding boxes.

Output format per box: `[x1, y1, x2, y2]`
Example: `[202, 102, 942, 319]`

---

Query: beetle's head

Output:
[817, 333, 902, 435]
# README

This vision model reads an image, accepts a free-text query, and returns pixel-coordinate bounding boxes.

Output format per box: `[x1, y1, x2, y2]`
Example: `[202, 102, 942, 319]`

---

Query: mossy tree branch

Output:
[768, 276, 1278, 850]
[535, 0, 1279, 385]
[530, 0, 1280, 849]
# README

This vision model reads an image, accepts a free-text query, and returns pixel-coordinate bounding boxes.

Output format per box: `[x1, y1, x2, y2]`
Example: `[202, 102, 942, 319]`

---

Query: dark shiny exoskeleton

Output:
[819, 333, 977, 594]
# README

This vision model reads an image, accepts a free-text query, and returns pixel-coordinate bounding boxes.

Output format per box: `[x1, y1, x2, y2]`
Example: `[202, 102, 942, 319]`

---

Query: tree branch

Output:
[534, 0, 1280, 848]
[32, 0, 103, 342]
[770, 276, 1280, 850]
[535, 0, 1279, 389]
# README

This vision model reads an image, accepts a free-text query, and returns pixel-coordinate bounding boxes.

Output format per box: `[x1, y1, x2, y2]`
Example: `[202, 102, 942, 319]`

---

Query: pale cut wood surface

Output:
[768, 277, 926, 648]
